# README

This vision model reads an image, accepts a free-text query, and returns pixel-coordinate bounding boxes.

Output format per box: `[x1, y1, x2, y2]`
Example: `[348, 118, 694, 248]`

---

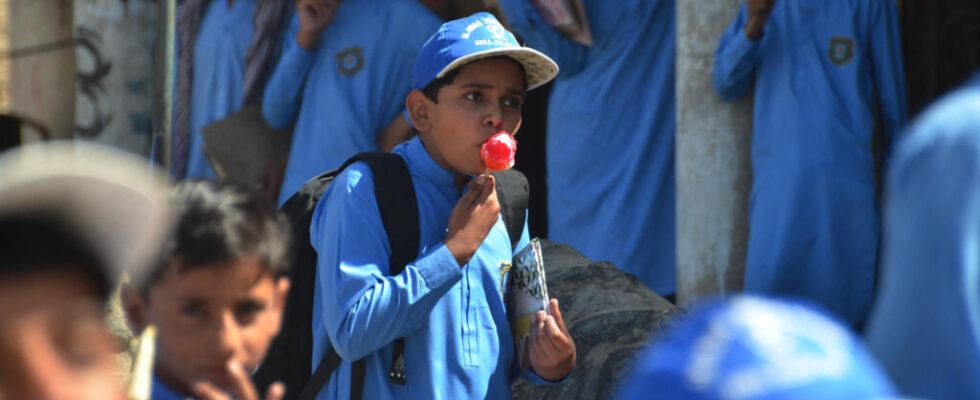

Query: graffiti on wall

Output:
[74, 0, 156, 154]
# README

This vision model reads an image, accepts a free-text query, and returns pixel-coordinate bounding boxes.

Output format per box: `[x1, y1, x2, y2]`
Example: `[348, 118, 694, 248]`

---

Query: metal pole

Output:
[675, 0, 754, 306]
[152, 0, 175, 173]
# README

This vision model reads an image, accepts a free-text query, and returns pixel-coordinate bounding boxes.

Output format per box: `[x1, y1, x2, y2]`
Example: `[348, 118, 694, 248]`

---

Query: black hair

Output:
[421, 56, 528, 103]
[140, 180, 291, 294]
[0, 215, 110, 298]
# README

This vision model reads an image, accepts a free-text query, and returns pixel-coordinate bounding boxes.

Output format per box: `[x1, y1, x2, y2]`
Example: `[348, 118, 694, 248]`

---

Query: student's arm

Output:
[313, 167, 500, 360]
[261, 15, 314, 130]
[262, 1, 337, 129]
[867, 0, 908, 153]
[712, 4, 768, 102]
[492, 0, 588, 78]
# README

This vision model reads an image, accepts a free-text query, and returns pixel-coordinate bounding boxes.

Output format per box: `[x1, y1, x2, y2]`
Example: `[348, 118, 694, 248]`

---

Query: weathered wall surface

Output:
[74, 0, 156, 155]
[7, 1, 75, 140]
[675, 0, 754, 306]
[512, 240, 678, 400]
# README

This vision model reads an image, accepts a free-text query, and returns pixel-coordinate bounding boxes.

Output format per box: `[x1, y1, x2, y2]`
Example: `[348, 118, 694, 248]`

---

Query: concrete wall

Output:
[75, 0, 156, 155]
[6, 1, 75, 140]
[675, 0, 753, 306]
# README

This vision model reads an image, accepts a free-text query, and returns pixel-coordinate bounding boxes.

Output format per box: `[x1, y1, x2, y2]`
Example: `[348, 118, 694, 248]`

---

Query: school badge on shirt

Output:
[336, 46, 364, 77]
[828, 36, 855, 67]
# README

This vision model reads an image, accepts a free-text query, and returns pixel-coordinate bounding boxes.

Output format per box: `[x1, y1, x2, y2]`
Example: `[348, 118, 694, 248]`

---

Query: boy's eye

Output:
[234, 301, 266, 325]
[503, 97, 522, 109]
[465, 91, 483, 102]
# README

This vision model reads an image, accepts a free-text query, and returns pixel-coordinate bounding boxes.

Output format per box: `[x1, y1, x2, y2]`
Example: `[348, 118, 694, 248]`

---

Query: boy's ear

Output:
[274, 277, 290, 313]
[269, 277, 291, 336]
[406, 90, 432, 133]
[121, 283, 147, 334]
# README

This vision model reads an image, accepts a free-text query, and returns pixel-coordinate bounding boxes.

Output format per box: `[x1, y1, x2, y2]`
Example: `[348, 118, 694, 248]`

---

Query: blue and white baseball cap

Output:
[412, 12, 559, 91]
[617, 296, 899, 400]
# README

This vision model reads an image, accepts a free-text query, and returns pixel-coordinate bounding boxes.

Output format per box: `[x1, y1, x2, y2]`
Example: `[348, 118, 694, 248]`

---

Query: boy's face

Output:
[0, 270, 125, 400]
[414, 57, 526, 177]
[127, 255, 288, 394]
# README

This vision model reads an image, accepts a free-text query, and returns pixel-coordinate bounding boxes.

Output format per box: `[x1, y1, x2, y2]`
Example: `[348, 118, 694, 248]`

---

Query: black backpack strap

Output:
[289, 152, 417, 400]
[492, 169, 530, 250]
[298, 348, 342, 400]
[359, 154, 416, 386]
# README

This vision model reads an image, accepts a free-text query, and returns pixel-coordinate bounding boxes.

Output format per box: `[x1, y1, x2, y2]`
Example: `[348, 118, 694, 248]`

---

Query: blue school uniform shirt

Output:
[183, 0, 256, 179]
[713, 0, 907, 324]
[496, 0, 677, 295]
[262, 0, 440, 205]
[309, 137, 559, 399]
[150, 375, 184, 400]
[864, 73, 980, 400]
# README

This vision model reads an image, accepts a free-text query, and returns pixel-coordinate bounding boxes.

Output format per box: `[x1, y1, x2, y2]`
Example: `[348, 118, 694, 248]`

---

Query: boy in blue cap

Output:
[308, 12, 575, 399]
[617, 295, 898, 400]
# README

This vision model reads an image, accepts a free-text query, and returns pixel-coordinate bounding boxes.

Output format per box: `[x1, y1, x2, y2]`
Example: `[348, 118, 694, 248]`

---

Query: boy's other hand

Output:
[190, 361, 285, 400]
[745, 0, 776, 40]
[444, 175, 500, 266]
[295, 0, 340, 50]
[529, 299, 576, 381]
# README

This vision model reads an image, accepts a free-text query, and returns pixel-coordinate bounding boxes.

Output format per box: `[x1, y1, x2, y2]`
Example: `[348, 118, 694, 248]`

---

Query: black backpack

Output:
[253, 152, 529, 400]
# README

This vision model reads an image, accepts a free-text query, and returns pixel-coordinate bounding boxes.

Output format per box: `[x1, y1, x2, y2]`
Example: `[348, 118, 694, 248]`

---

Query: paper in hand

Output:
[505, 238, 550, 373]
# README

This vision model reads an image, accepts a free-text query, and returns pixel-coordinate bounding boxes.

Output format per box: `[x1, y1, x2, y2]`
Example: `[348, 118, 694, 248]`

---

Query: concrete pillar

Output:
[675, 0, 754, 306]
[7, 1, 75, 139]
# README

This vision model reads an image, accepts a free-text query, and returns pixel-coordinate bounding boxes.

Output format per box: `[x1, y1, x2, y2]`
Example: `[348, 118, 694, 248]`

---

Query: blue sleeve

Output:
[262, 14, 316, 130]
[712, 5, 763, 102]
[866, 0, 908, 153]
[495, 0, 588, 78]
[311, 163, 463, 361]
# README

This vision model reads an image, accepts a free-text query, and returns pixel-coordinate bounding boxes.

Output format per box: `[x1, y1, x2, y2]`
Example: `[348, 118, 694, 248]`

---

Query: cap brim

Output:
[437, 46, 559, 91]
[0, 141, 172, 289]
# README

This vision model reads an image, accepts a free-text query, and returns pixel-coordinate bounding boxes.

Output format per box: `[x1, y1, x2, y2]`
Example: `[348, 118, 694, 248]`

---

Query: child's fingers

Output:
[227, 360, 260, 400]
[459, 175, 486, 208]
[529, 331, 557, 368]
[191, 381, 231, 400]
[539, 316, 569, 356]
[474, 175, 495, 207]
[549, 299, 570, 334]
[265, 382, 286, 400]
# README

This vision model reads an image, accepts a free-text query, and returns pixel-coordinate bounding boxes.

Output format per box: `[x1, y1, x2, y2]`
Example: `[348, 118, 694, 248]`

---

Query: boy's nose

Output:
[214, 312, 242, 358]
[483, 106, 504, 130]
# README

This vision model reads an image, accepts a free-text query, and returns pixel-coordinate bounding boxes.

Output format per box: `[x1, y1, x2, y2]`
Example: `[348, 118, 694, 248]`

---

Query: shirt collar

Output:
[400, 136, 460, 189]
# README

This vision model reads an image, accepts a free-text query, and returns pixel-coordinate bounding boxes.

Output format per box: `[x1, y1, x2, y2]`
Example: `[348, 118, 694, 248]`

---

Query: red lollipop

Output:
[481, 131, 517, 172]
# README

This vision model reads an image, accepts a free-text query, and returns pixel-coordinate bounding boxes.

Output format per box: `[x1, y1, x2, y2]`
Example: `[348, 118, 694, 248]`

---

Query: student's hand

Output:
[444, 175, 500, 266]
[744, 0, 776, 40]
[529, 299, 576, 381]
[295, 0, 340, 50]
[190, 360, 285, 400]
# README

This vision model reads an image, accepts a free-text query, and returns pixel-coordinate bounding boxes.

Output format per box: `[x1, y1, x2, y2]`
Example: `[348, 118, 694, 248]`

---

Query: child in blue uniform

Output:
[123, 181, 291, 400]
[714, 0, 907, 325]
[262, 0, 442, 205]
[308, 13, 576, 399]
